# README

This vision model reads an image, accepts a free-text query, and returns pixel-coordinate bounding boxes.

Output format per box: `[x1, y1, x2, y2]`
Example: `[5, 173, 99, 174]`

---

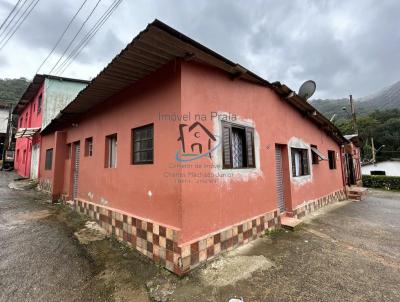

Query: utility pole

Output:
[371, 137, 376, 164]
[349, 95, 357, 133]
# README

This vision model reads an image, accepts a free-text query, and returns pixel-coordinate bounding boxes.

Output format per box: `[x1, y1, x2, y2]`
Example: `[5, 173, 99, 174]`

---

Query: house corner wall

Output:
[41, 79, 88, 130]
[38, 133, 54, 193]
[60, 60, 185, 274]
[14, 83, 44, 178]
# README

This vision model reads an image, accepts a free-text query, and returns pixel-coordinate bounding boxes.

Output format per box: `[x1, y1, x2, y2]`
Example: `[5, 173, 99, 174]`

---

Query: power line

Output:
[0, 0, 28, 40]
[54, 0, 120, 75]
[54, 0, 122, 76]
[0, 0, 31, 43]
[47, 0, 102, 74]
[35, 0, 89, 74]
[0, 0, 22, 33]
[0, 0, 39, 50]
[0, 0, 40, 51]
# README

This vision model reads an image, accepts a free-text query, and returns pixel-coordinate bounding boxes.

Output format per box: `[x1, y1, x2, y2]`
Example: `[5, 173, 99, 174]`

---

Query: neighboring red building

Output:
[14, 75, 88, 179]
[343, 134, 362, 186]
[38, 20, 352, 275]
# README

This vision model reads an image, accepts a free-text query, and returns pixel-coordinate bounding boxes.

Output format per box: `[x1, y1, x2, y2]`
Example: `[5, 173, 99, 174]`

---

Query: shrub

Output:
[362, 175, 400, 190]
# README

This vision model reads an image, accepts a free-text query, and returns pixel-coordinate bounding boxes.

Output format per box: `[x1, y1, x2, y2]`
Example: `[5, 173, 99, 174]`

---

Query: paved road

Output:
[0, 172, 111, 302]
[171, 189, 400, 301]
[1, 170, 400, 302]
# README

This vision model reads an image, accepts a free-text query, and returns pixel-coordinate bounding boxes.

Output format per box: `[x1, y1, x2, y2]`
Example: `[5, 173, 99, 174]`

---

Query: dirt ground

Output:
[0, 171, 399, 302]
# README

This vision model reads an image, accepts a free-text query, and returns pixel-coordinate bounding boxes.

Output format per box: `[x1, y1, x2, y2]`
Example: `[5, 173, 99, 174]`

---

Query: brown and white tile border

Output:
[67, 188, 345, 275]
[179, 210, 280, 274]
[69, 198, 279, 275]
[289, 189, 347, 219]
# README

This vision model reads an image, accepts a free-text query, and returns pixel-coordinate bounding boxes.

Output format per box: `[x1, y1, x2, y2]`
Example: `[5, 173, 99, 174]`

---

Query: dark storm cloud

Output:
[74, 29, 124, 64]
[0, 0, 399, 98]
[246, 2, 355, 94]
[3, 0, 124, 66]
[11, 1, 79, 50]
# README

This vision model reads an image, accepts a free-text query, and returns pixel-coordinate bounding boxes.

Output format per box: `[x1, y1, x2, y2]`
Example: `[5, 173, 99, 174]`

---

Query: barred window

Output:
[222, 121, 255, 169]
[291, 148, 309, 177]
[85, 137, 93, 157]
[132, 124, 153, 164]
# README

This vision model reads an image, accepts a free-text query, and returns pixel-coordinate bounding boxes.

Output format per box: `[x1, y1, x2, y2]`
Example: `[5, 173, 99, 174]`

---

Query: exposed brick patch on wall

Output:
[38, 178, 52, 194]
[71, 198, 280, 275]
[291, 189, 347, 219]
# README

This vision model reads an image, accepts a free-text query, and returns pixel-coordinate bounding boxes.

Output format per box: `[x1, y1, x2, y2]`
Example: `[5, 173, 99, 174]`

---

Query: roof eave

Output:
[41, 19, 346, 146]
[270, 82, 347, 145]
[13, 74, 90, 115]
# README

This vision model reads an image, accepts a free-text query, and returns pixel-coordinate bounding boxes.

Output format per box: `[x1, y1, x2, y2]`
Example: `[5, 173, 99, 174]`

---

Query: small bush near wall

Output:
[362, 175, 400, 190]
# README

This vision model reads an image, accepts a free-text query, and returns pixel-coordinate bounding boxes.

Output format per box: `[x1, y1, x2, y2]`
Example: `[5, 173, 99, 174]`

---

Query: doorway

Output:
[275, 145, 286, 213]
[30, 144, 40, 179]
[72, 142, 80, 199]
[345, 153, 355, 185]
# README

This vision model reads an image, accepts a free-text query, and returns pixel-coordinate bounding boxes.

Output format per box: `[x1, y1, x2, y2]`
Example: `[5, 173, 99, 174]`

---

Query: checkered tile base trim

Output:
[291, 189, 347, 219]
[178, 210, 280, 274]
[70, 198, 280, 275]
[72, 199, 181, 273]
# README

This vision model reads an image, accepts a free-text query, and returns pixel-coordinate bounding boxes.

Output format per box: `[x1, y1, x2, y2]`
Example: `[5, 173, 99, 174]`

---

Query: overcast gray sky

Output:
[0, 0, 399, 99]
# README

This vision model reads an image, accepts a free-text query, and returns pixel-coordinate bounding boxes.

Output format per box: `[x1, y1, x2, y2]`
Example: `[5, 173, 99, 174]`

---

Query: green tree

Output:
[336, 109, 400, 161]
[0, 78, 30, 103]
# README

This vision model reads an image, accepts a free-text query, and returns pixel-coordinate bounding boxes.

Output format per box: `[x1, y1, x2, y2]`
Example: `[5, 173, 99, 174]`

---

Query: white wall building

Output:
[362, 161, 400, 177]
[0, 105, 8, 134]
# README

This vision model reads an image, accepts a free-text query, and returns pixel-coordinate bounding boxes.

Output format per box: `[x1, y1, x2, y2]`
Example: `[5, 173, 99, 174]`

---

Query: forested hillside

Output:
[310, 80, 400, 162]
[336, 109, 400, 162]
[0, 78, 30, 103]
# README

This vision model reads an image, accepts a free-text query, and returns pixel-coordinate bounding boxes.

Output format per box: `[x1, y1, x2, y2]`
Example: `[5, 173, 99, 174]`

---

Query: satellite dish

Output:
[298, 80, 316, 101]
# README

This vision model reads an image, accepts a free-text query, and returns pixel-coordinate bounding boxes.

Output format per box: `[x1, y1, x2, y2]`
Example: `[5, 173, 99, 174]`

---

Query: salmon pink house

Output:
[39, 20, 352, 275]
[13, 75, 88, 179]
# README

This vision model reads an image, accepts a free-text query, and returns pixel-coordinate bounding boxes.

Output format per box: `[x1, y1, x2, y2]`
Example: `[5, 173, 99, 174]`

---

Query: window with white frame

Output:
[291, 148, 310, 177]
[105, 134, 117, 168]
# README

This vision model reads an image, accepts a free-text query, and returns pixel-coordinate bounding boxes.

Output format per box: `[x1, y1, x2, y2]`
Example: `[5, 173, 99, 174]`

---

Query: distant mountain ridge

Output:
[311, 80, 400, 120]
[0, 78, 30, 104]
[360, 80, 400, 109]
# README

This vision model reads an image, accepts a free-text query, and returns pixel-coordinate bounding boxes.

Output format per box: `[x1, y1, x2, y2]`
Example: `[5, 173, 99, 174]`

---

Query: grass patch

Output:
[262, 228, 284, 238]
[52, 203, 88, 231]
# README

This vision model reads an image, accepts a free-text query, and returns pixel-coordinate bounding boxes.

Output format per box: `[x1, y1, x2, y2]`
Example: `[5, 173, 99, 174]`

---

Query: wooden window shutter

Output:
[222, 123, 232, 169]
[302, 149, 309, 175]
[291, 149, 296, 176]
[245, 127, 255, 168]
